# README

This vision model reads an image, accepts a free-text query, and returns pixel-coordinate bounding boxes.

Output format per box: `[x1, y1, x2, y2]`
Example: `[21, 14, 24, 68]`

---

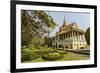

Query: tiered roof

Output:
[58, 17, 84, 34]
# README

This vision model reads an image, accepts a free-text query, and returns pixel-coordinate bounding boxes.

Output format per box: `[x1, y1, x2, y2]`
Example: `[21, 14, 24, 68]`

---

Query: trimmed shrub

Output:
[42, 52, 63, 61]
[21, 49, 40, 61]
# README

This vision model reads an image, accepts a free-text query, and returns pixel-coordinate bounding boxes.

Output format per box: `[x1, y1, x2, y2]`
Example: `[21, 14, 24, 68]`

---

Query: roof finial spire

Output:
[62, 16, 67, 27]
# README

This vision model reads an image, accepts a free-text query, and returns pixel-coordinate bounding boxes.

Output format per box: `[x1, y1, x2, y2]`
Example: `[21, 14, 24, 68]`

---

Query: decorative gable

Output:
[68, 22, 78, 29]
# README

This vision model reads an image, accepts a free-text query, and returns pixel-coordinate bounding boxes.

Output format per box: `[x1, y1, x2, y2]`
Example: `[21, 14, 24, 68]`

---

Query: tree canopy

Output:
[21, 10, 56, 46]
[85, 27, 90, 45]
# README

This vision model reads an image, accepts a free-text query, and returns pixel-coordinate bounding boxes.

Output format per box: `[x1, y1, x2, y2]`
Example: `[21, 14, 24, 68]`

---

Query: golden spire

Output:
[62, 16, 67, 27]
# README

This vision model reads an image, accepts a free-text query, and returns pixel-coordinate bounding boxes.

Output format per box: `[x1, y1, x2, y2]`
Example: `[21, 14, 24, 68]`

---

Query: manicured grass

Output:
[22, 51, 90, 63]
[59, 52, 90, 61]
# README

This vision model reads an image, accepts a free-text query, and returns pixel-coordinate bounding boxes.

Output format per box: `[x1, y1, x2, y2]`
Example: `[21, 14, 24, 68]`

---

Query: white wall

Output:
[0, 0, 99, 73]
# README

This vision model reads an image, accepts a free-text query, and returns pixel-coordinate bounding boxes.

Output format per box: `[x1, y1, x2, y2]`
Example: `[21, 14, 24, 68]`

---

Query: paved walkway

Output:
[64, 49, 90, 55]
[65, 49, 90, 52]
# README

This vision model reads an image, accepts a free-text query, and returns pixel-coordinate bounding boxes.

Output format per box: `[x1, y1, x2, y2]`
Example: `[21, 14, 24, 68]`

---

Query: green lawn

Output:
[59, 52, 89, 61]
[22, 51, 90, 63]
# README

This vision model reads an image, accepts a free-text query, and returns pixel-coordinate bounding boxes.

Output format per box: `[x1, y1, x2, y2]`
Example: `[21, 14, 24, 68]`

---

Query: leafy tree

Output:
[85, 27, 90, 45]
[44, 37, 52, 47]
[21, 10, 56, 46]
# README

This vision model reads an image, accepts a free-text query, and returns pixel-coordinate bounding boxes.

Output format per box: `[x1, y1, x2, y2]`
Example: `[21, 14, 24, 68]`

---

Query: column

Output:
[57, 43, 59, 49]
[68, 33, 69, 39]
[60, 35, 61, 40]
[73, 31, 75, 40]
[75, 32, 76, 40]
[61, 34, 62, 40]
[63, 33, 65, 40]
[64, 33, 66, 40]
[65, 33, 66, 40]
[62, 34, 64, 40]
[56, 35, 58, 41]
[80, 35, 81, 40]
[72, 31, 73, 40]
[61, 34, 63, 40]
[58, 34, 59, 41]
[70, 32, 71, 39]
[64, 33, 66, 39]
[74, 32, 76, 40]
[63, 34, 64, 40]
[59, 35, 60, 40]
[82, 34, 85, 40]
[69, 32, 70, 39]
[65, 33, 67, 39]
[66, 33, 68, 39]
[70, 32, 72, 39]
[78, 33, 80, 40]
[77, 32, 79, 40]
[59, 35, 61, 40]
[67, 33, 68, 39]
[76, 32, 78, 40]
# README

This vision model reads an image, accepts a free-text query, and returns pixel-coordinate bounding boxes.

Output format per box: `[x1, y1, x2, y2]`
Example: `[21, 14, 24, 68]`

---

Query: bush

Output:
[21, 49, 40, 61]
[42, 52, 62, 61]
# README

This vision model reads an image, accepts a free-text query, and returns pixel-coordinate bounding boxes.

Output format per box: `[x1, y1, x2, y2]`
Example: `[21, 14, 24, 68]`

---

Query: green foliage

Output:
[42, 52, 62, 61]
[21, 10, 57, 46]
[21, 47, 90, 62]
[44, 37, 52, 47]
[21, 47, 55, 61]
[43, 45, 48, 49]
[21, 49, 40, 61]
[31, 37, 45, 48]
[85, 27, 90, 45]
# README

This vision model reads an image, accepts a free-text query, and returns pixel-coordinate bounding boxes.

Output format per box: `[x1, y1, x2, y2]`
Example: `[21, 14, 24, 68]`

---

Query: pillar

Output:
[72, 31, 73, 39]
[77, 33, 80, 40]
[65, 33, 67, 39]
[70, 32, 72, 39]
[61, 34, 62, 40]
[64, 33, 66, 40]
[62, 34, 63, 40]
[73, 31, 74, 40]
[82, 34, 85, 40]
[66, 33, 67, 40]
[70, 32, 71, 39]
[62, 34, 64, 40]
[58, 34, 59, 41]
[77, 32, 79, 40]
[74, 31, 76, 40]
[72, 31, 73, 49]
[80, 35, 81, 40]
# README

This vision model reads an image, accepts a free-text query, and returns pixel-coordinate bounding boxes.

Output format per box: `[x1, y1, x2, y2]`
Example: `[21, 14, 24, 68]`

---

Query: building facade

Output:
[52, 18, 87, 50]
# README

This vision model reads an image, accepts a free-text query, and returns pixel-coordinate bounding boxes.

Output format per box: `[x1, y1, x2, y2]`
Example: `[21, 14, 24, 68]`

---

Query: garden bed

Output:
[21, 48, 90, 63]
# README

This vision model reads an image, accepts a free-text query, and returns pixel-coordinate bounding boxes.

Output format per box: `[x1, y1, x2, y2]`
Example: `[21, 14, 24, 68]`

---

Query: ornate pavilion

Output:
[52, 18, 87, 49]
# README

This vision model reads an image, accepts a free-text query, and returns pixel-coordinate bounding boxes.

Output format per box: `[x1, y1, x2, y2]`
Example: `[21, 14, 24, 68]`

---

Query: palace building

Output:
[52, 18, 87, 49]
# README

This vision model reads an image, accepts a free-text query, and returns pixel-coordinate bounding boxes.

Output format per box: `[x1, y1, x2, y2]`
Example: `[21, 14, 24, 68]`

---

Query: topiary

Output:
[42, 52, 63, 61]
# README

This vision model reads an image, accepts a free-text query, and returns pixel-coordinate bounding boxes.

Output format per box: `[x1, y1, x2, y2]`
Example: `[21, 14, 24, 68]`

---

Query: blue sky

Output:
[47, 11, 90, 37]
